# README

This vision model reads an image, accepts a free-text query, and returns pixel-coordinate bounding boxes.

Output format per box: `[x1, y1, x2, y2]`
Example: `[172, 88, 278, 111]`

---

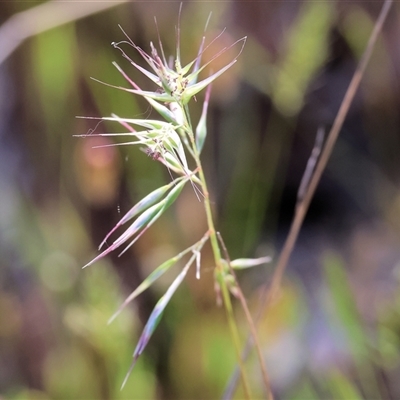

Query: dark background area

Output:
[1, 1, 400, 399]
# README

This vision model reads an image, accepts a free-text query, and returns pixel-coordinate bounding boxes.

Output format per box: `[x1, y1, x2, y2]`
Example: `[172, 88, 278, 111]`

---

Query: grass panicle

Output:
[81, 13, 271, 397]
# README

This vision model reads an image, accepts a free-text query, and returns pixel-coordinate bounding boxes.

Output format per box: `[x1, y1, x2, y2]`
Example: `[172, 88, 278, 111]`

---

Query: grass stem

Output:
[184, 103, 252, 398]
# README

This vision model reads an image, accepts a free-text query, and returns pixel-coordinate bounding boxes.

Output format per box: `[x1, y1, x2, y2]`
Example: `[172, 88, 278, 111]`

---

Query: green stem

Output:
[219, 273, 252, 400]
[182, 104, 252, 399]
[198, 163, 251, 399]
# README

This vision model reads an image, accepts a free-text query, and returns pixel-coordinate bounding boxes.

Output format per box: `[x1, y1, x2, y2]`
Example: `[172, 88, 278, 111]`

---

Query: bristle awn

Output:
[117, 25, 153, 64]
[110, 114, 136, 133]
[186, 27, 226, 78]
[76, 116, 107, 121]
[117, 25, 162, 76]
[186, 12, 212, 81]
[75, 132, 136, 138]
[187, 36, 246, 86]
[90, 77, 143, 96]
[189, 36, 206, 85]
[189, 179, 204, 201]
[154, 17, 168, 66]
[175, 2, 183, 70]
[204, 11, 212, 31]
[113, 59, 159, 89]
[120, 362, 135, 391]
[158, 150, 176, 184]
[87, 119, 104, 136]
[90, 77, 174, 102]
[83, 246, 114, 269]
[182, 27, 228, 79]
[92, 141, 143, 149]
[112, 62, 140, 89]
[117, 25, 136, 48]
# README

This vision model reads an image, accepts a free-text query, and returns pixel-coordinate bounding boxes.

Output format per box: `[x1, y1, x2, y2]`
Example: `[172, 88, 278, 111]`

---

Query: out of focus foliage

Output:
[1, 1, 400, 399]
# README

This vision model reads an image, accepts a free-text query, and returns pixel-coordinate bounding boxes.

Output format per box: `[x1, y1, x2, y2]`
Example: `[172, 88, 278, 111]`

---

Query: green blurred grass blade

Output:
[324, 253, 367, 359]
[271, 1, 333, 115]
[287, 380, 319, 400]
[323, 252, 380, 398]
[327, 370, 363, 400]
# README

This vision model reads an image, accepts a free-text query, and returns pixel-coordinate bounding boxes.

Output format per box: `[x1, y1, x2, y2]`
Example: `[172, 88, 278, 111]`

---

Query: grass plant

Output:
[79, 9, 272, 399]
[78, 1, 392, 397]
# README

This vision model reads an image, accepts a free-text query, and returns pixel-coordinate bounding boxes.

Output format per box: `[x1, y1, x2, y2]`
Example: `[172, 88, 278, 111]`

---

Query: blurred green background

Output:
[1, 1, 400, 399]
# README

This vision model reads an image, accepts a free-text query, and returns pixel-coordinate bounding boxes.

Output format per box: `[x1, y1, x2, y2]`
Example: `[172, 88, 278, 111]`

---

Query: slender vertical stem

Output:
[196, 152, 252, 400]
[219, 273, 252, 400]
[217, 232, 274, 400]
[182, 104, 252, 399]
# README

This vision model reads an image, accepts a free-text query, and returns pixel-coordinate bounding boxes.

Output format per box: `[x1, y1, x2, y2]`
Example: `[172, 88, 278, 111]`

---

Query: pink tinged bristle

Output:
[176, 3, 183, 64]
[154, 16, 168, 66]
[190, 28, 227, 74]
[99, 224, 121, 250]
[83, 246, 114, 269]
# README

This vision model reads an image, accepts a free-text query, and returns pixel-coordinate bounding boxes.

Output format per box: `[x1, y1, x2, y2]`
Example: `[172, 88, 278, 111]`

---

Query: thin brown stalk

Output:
[263, 0, 393, 309]
[217, 232, 274, 400]
[224, 0, 393, 397]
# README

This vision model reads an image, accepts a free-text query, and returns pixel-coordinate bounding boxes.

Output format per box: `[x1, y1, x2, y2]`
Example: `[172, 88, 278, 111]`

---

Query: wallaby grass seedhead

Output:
[79, 8, 270, 398]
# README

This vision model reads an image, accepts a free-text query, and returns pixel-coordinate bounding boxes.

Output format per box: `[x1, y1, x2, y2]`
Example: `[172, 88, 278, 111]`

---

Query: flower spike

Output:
[80, 10, 247, 391]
